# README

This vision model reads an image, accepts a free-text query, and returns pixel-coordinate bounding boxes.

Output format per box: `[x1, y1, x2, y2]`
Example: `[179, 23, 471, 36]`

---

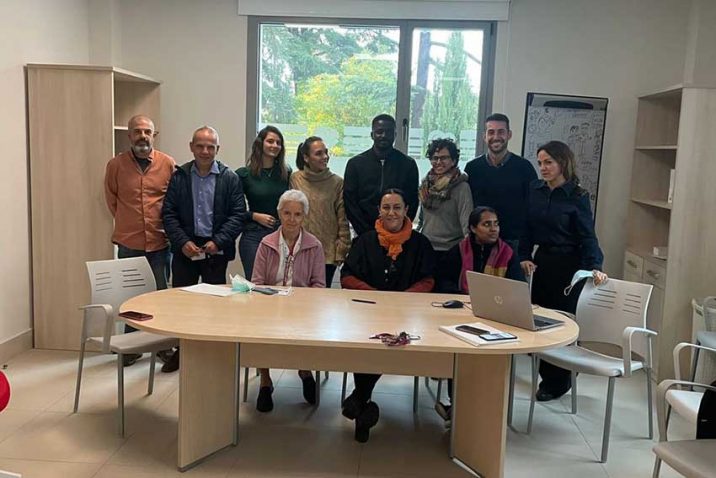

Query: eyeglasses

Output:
[430, 155, 453, 163]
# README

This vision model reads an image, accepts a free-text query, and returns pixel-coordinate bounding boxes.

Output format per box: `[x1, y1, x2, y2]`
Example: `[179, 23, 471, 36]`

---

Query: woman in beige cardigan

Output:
[289, 136, 351, 286]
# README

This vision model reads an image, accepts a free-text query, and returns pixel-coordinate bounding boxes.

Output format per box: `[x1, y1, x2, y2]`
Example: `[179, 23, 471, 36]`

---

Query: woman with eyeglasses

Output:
[417, 138, 473, 264]
[237, 126, 291, 281]
[289, 136, 351, 287]
[519, 141, 607, 402]
[251, 189, 326, 413]
[340, 188, 435, 443]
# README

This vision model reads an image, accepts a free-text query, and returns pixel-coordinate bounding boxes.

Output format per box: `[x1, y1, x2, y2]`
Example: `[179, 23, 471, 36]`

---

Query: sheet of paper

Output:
[439, 321, 519, 347]
[180, 283, 238, 297]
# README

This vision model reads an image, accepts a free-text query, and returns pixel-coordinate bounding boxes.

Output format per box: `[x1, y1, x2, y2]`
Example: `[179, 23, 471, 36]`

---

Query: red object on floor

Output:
[0, 371, 10, 411]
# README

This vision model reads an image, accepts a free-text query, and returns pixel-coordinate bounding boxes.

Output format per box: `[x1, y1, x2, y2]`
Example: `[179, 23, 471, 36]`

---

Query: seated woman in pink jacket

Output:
[251, 189, 326, 413]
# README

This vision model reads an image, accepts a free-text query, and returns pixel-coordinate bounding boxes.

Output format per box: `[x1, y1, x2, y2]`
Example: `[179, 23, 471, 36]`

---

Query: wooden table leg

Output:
[178, 339, 239, 471]
[451, 353, 511, 478]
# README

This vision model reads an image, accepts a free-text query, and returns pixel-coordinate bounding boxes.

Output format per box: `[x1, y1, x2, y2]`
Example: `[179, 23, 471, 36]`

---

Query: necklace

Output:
[262, 166, 273, 178]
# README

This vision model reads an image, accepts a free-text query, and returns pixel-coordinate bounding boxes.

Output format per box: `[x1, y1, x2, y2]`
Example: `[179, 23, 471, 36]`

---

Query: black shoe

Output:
[536, 387, 570, 402]
[257, 386, 274, 412]
[354, 401, 379, 443]
[156, 349, 174, 364]
[122, 353, 142, 367]
[301, 373, 317, 405]
[161, 349, 180, 373]
[341, 392, 363, 420]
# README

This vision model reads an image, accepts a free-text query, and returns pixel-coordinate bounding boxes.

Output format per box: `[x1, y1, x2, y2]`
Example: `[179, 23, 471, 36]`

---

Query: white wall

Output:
[119, 0, 248, 169]
[0, 0, 90, 347]
[493, 0, 688, 274]
[117, 0, 690, 276]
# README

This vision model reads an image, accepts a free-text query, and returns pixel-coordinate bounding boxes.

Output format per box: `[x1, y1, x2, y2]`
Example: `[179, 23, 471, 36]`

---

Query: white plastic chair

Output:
[658, 341, 716, 440]
[653, 369, 716, 477]
[526, 277, 656, 462]
[73, 257, 178, 436]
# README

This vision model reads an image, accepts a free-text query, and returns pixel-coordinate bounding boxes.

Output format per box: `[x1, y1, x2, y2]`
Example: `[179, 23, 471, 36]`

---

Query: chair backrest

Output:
[86, 257, 156, 317]
[703, 296, 716, 332]
[575, 277, 653, 358]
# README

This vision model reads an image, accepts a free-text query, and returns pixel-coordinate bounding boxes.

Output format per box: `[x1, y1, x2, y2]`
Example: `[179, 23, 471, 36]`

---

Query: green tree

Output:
[422, 32, 478, 143]
[260, 25, 397, 124]
[295, 57, 397, 155]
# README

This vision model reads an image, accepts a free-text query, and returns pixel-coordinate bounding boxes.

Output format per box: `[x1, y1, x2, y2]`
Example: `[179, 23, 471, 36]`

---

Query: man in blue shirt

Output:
[464, 114, 537, 247]
[162, 126, 246, 371]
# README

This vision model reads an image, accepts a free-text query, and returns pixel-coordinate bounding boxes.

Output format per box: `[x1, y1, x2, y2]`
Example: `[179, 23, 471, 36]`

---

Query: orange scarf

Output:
[375, 217, 413, 260]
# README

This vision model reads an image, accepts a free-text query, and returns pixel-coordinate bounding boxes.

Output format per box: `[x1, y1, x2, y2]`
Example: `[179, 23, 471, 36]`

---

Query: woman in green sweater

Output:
[237, 126, 291, 280]
[289, 136, 351, 286]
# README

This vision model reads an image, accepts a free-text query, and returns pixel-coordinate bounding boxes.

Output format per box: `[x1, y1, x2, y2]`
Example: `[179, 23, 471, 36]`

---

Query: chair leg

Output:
[315, 370, 321, 407]
[424, 376, 429, 388]
[601, 377, 616, 463]
[652, 456, 662, 478]
[571, 371, 578, 414]
[243, 367, 249, 403]
[436, 378, 443, 402]
[413, 376, 419, 414]
[341, 372, 347, 403]
[646, 367, 654, 439]
[117, 353, 126, 438]
[324, 371, 329, 380]
[255, 368, 259, 377]
[73, 341, 87, 413]
[508, 355, 515, 426]
[527, 355, 539, 434]
[148, 352, 156, 395]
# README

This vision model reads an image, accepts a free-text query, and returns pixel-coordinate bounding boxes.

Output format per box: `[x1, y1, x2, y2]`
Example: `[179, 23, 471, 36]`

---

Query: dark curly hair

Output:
[425, 138, 460, 164]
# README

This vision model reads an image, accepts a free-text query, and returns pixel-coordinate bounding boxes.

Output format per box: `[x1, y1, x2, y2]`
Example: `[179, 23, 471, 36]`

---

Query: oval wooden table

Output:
[123, 287, 578, 478]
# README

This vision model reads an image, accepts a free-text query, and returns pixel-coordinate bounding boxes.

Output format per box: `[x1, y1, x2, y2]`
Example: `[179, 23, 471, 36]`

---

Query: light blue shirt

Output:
[191, 161, 220, 238]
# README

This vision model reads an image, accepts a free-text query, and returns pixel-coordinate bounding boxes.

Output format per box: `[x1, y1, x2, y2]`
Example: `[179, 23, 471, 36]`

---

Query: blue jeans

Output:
[117, 245, 170, 333]
[238, 226, 275, 281]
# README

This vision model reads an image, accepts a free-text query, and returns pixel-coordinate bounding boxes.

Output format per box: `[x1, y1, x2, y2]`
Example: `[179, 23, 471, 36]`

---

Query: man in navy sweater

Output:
[464, 114, 537, 248]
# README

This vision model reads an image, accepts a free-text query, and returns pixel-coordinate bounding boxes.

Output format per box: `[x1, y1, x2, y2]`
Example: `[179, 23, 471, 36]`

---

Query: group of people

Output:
[104, 111, 607, 443]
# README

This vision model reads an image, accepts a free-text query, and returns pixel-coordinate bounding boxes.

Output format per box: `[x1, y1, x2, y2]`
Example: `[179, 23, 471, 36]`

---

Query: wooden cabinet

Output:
[625, 84, 716, 380]
[27, 64, 160, 350]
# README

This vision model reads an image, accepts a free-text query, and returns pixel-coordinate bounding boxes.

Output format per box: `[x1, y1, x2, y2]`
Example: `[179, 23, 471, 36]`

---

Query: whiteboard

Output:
[521, 93, 608, 215]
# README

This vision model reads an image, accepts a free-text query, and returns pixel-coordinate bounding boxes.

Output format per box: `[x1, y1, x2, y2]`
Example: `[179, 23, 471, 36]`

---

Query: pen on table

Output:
[352, 298, 376, 304]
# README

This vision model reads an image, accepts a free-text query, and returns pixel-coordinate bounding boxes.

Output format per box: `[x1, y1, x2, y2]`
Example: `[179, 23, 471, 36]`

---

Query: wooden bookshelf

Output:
[27, 64, 161, 350]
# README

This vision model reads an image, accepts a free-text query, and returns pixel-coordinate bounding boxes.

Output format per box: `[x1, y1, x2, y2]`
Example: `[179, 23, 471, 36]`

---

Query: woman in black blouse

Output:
[518, 141, 608, 402]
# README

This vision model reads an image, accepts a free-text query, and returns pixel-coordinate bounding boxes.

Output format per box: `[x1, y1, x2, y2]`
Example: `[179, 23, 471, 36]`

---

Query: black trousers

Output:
[531, 247, 584, 395]
[352, 373, 381, 402]
[325, 264, 337, 288]
[171, 251, 229, 287]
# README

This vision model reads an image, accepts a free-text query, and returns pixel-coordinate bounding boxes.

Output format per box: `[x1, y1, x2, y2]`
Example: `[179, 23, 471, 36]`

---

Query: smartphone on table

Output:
[118, 311, 153, 321]
[455, 324, 516, 341]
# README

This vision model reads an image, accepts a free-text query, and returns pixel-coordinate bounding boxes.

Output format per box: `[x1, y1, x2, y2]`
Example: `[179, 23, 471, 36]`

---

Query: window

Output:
[247, 18, 495, 178]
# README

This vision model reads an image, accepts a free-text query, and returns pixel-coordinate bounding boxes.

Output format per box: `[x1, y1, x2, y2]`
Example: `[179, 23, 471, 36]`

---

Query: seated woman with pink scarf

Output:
[437, 206, 523, 294]
[434, 206, 523, 422]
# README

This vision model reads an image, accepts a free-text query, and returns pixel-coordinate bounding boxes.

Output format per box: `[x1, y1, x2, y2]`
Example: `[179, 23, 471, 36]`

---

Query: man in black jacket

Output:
[343, 114, 419, 236]
[161, 126, 246, 371]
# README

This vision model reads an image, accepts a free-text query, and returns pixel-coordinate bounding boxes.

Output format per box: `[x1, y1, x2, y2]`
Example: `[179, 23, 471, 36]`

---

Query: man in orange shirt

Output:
[104, 115, 176, 367]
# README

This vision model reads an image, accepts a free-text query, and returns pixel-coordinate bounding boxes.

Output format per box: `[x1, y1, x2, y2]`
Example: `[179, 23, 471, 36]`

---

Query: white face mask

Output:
[563, 269, 596, 296]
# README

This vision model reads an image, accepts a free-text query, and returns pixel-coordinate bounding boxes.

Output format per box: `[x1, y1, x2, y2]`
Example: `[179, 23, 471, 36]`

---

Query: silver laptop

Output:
[466, 271, 564, 331]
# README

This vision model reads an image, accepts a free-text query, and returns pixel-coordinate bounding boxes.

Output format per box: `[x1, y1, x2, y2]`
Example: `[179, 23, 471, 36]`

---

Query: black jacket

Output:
[162, 160, 246, 260]
[343, 147, 419, 236]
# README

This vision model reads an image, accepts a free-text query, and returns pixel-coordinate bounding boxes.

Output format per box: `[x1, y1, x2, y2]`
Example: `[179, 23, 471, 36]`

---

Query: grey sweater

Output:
[418, 181, 473, 251]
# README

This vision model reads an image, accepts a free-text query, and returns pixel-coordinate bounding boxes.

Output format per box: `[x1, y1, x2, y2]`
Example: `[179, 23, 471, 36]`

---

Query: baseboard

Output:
[0, 329, 33, 364]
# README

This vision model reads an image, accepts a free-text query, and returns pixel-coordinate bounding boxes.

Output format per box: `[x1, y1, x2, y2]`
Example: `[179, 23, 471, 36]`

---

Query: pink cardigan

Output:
[251, 228, 326, 288]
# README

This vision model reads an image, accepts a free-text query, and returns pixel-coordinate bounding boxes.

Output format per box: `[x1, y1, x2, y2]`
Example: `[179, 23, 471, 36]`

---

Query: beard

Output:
[132, 142, 151, 156]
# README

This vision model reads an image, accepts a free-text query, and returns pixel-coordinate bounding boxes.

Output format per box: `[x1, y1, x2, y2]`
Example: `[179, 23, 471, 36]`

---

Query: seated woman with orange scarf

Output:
[340, 188, 435, 443]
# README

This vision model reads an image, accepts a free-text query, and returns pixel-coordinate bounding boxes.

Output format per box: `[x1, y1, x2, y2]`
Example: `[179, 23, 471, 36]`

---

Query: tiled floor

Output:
[0, 350, 693, 477]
